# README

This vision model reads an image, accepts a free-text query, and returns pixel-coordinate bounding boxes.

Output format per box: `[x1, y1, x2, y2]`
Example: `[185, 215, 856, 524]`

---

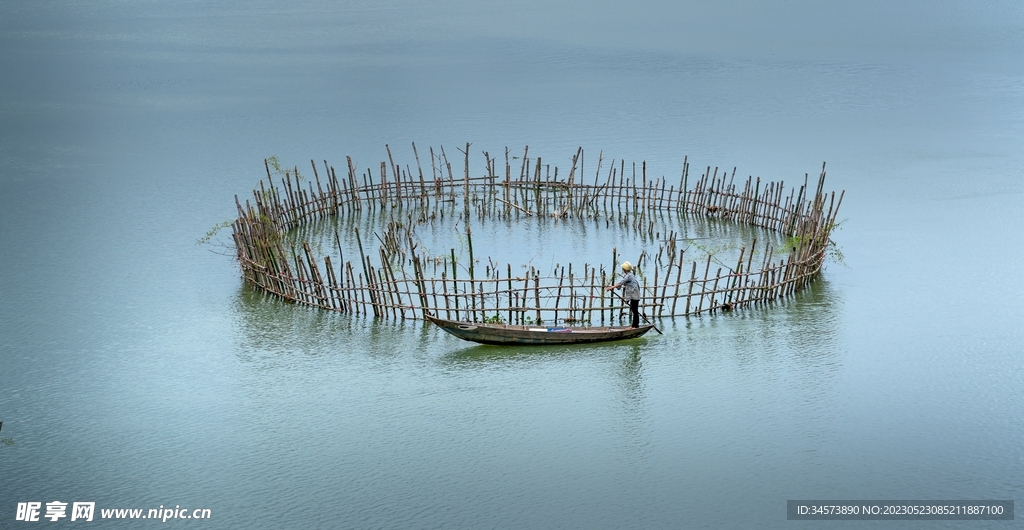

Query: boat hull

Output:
[425, 315, 654, 345]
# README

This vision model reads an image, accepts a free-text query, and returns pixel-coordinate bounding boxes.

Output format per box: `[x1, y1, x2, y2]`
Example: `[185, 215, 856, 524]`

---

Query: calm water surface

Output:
[1, 2, 1023, 528]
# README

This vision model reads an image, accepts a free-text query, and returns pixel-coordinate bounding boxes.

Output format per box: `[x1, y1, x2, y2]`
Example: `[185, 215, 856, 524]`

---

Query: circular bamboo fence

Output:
[231, 144, 843, 324]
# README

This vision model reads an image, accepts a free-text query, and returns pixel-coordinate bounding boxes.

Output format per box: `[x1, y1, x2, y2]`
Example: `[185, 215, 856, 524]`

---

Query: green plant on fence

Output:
[266, 155, 303, 182]
[267, 155, 282, 173]
[777, 218, 846, 265]
[522, 315, 544, 326]
[780, 234, 805, 253]
[260, 186, 280, 204]
[200, 210, 284, 265]
[824, 219, 847, 266]
[825, 239, 846, 266]
[199, 153, 304, 248]
[482, 314, 505, 324]
[196, 220, 234, 246]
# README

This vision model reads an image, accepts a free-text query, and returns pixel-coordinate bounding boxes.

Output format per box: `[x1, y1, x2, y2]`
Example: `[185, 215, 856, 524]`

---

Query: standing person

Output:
[606, 261, 641, 328]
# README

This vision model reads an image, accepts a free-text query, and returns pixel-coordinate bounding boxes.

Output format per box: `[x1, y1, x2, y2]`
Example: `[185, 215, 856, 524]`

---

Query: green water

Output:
[2, 1, 1022, 528]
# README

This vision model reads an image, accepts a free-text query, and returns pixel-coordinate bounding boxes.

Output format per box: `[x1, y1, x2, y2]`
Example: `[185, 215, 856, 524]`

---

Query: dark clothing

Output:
[629, 299, 640, 328]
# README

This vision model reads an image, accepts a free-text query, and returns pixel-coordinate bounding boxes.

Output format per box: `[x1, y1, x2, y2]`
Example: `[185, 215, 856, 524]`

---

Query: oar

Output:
[605, 289, 662, 335]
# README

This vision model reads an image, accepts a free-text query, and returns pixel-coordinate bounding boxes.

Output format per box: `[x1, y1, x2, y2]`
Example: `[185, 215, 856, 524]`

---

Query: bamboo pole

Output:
[533, 268, 541, 324]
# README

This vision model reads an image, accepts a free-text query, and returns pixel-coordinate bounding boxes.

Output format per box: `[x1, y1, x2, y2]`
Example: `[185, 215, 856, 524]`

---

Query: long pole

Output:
[604, 288, 662, 335]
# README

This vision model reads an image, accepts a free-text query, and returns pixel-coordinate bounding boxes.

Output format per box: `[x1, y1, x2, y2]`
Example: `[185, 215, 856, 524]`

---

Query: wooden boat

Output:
[425, 314, 654, 346]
